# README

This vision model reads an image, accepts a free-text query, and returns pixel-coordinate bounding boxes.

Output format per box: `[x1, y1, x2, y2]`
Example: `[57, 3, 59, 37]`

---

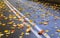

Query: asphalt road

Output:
[0, 0, 60, 38]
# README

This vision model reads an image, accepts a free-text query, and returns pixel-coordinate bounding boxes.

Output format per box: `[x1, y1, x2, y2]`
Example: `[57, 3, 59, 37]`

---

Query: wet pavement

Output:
[0, 0, 60, 38]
